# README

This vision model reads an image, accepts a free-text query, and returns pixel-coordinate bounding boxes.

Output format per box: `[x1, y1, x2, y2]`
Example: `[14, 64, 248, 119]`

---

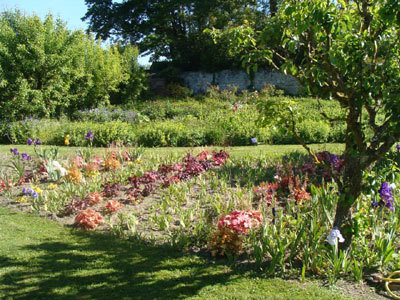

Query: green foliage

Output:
[0, 10, 145, 121]
[83, 0, 271, 72]
[6, 120, 135, 147]
[2, 95, 348, 147]
[165, 83, 192, 99]
[216, 0, 400, 241]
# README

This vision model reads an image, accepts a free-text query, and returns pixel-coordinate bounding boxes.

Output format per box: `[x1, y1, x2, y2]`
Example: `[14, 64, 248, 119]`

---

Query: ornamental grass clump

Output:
[75, 209, 103, 230]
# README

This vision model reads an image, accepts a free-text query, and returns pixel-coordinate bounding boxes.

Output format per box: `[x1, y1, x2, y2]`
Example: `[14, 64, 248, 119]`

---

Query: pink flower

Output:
[218, 210, 263, 234]
[71, 156, 84, 168]
[104, 200, 123, 214]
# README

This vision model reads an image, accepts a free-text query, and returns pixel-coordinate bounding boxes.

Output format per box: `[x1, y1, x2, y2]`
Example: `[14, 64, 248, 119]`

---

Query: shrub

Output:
[165, 83, 192, 99]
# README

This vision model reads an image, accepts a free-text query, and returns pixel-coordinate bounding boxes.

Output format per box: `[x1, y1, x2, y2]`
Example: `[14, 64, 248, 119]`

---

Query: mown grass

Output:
[0, 206, 357, 300]
[0, 143, 344, 159]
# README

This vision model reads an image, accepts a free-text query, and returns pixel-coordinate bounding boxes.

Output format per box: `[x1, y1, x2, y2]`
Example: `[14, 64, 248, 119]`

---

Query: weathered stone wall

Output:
[180, 69, 301, 95]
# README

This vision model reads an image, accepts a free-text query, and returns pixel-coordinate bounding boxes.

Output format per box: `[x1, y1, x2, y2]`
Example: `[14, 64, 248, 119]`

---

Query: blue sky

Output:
[0, 0, 150, 65]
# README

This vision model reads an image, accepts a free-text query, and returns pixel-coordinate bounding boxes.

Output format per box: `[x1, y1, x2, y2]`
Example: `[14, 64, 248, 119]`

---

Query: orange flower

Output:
[67, 166, 83, 184]
[104, 157, 121, 171]
[75, 210, 103, 230]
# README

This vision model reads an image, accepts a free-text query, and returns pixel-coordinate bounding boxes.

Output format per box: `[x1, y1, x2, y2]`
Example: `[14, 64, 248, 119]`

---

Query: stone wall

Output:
[180, 69, 301, 95]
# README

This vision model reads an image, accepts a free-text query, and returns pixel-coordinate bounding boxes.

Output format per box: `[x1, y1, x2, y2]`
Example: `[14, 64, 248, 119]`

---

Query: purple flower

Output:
[22, 187, 38, 198]
[21, 153, 31, 160]
[377, 182, 394, 210]
[85, 130, 94, 140]
[330, 154, 339, 164]
[251, 137, 258, 145]
[10, 148, 19, 156]
[34, 139, 41, 145]
[27, 138, 33, 145]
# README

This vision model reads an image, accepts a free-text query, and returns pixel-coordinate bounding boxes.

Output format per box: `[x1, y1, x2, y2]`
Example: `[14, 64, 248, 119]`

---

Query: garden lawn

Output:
[0, 143, 344, 159]
[0, 206, 359, 300]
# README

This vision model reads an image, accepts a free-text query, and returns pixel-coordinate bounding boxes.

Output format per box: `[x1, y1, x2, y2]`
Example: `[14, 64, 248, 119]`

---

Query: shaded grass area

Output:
[0, 143, 344, 159]
[0, 207, 355, 300]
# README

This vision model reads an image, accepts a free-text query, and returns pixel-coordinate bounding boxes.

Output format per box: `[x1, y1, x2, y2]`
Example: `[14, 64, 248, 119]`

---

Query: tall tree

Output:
[83, 0, 270, 72]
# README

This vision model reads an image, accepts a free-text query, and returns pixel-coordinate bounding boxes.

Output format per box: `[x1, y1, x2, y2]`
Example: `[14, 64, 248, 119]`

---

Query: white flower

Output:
[390, 183, 396, 190]
[327, 227, 345, 246]
[52, 160, 68, 177]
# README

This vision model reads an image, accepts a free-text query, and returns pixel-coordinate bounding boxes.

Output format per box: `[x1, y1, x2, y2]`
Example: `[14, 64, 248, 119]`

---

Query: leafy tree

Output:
[223, 0, 400, 246]
[0, 10, 144, 120]
[83, 0, 273, 72]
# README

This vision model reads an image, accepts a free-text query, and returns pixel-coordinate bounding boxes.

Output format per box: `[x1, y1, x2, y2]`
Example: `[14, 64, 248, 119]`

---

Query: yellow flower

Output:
[65, 134, 70, 146]
[16, 196, 28, 203]
[136, 158, 142, 163]
[31, 185, 42, 194]
[48, 183, 58, 190]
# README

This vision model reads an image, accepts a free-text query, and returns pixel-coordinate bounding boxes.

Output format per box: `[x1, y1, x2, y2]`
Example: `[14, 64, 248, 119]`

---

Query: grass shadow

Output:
[0, 228, 235, 300]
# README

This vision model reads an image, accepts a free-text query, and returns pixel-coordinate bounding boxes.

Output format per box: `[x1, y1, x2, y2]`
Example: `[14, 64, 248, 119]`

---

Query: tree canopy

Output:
[0, 10, 145, 120]
[83, 0, 279, 72]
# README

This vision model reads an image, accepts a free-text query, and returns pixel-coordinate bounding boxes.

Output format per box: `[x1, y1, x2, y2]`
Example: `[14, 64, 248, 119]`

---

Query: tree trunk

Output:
[333, 127, 364, 249]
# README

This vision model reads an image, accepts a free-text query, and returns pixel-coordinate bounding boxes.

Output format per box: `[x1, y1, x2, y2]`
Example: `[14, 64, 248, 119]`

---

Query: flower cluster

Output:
[104, 200, 124, 214]
[218, 210, 263, 234]
[126, 150, 229, 202]
[75, 210, 103, 230]
[52, 161, 68, 177]
[372, 182, 395, 210]
[10, 148, 31, 160]
[22, 186, 41, 198]
[85, 192, 103, 205]
[67, 166, 83, 184]
[104, 154, 121, 171]
[289, 187, 311, 204]
[64, 134, 70, 146]
[27, 138, 40, 146]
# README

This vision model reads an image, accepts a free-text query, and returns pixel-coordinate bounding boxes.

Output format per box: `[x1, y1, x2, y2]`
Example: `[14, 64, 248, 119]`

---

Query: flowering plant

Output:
[218, 210, 263, 234]
[85, 192, 104, 205]
[254, 182, 278, 206]
[67, 166, 83, 184]
[372, 182, 395, 210]
[75, 209, 103, 230]
[208, 226, 243, 257]
[104, 200, 123, 214]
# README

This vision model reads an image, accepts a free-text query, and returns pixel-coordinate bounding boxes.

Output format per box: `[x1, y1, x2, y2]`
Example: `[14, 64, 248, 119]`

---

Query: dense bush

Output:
[6, 120, 135, 147]
[0, 10, 146, 121]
